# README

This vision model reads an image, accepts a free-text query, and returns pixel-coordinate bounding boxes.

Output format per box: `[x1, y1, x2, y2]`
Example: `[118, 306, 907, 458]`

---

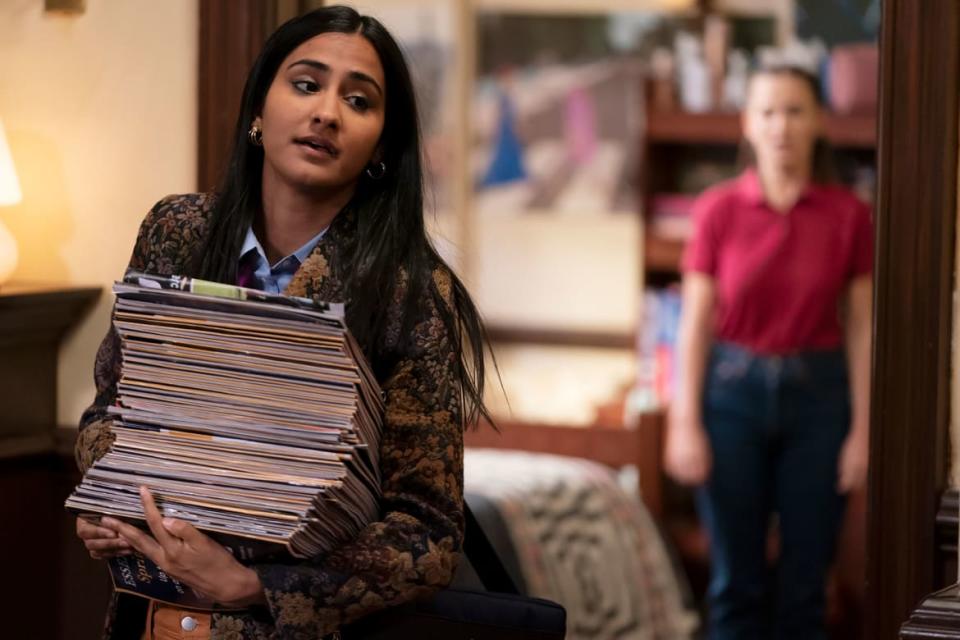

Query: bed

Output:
[463, 416, 698, 640]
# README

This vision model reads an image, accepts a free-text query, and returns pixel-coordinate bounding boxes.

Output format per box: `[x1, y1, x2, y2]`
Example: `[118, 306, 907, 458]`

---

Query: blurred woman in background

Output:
[664, 65, 873, 640]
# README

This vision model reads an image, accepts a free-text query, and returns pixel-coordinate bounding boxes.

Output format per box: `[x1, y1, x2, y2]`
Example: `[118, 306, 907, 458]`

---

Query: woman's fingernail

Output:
[162, 517, 176, 529]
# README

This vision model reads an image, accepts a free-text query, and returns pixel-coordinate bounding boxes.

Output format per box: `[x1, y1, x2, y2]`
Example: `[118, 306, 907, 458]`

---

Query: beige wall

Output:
[0, 0, 197, 427]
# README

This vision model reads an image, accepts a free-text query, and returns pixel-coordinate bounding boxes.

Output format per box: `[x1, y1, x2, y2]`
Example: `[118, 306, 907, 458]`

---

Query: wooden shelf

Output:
[485, 324, 634, 350]
[644, 234, 686, 274]
[646, 110, 877, 148]
[823, 113, 878, 148]
[0, 284, 101, 453]
[646, 111, 742, 145]
[0, 283, 101, 347]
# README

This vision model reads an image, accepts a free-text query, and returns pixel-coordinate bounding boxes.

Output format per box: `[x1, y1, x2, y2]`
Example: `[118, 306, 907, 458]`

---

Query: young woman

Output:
[664, 65, 873, 639]
[74, 7, 492, 639]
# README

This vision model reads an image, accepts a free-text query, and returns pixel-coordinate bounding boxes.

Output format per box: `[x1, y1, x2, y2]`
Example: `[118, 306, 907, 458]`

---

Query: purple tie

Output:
[236, 258, 256, 288]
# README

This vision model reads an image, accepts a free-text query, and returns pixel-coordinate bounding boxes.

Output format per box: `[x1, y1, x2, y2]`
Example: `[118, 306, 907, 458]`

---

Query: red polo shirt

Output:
[682, 169, 873, 354]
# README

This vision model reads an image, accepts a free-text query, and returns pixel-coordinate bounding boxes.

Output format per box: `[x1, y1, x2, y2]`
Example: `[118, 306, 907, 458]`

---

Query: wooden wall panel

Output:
[197, 0, 269, 191]
[868, 2, 960, 638]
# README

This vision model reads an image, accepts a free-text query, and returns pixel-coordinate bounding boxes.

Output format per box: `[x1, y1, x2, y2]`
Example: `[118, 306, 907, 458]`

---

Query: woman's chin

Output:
[760, 152, 805, 173]
[285, 172, 352, 194]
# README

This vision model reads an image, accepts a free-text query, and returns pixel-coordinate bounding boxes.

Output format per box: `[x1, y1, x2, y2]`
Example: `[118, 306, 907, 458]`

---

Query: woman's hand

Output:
[837, 428, 869, 494]
[100, 486, 266, 608]
[76, 516, 133, 560]
[664, 411, 713, 487]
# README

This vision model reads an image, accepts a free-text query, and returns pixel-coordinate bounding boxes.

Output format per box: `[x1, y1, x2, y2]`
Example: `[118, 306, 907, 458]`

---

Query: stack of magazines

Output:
[66, 272, 384, 600]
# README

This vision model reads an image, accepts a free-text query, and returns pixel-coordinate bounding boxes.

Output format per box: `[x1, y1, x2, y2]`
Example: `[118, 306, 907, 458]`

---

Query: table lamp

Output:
[0, 118, 22, 287]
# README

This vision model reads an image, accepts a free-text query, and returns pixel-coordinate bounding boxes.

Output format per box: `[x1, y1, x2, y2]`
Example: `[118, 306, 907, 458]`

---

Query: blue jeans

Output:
[696, 342, 850, 640]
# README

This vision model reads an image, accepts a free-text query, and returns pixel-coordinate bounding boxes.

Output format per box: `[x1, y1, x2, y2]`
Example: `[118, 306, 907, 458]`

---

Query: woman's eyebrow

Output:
[287, 59, 383, 97]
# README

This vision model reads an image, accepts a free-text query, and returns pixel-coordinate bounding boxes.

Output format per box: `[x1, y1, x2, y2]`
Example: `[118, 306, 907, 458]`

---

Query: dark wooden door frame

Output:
[197, 0, 269, 192]
[196, 2, 960, 637]
[868, 1, 960, 638]
[197, 1, 316, 190]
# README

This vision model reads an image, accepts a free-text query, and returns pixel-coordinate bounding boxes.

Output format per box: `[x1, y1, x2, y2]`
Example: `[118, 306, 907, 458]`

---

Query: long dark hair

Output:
[196, 5, 494, 429]
[738, 64, 837, 184]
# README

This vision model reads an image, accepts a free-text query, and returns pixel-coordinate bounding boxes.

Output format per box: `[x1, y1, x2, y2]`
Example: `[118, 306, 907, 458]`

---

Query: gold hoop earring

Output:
[365, 161, 386, 180]
[247, 123, 263, 147]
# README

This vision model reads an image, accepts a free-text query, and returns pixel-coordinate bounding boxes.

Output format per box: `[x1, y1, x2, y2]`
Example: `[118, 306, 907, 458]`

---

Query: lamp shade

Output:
[0, 118, 22, 207]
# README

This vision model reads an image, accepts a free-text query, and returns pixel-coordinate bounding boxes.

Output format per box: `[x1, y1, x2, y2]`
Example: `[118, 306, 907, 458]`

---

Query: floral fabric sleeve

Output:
[75, 194, 213, 472]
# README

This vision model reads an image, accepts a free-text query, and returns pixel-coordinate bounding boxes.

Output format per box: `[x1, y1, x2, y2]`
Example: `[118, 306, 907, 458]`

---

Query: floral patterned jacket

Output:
[75, 193, 465, 639]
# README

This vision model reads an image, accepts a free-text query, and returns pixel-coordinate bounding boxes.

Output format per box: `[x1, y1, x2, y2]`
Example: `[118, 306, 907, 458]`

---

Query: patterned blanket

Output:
[465, 449, 698, 640]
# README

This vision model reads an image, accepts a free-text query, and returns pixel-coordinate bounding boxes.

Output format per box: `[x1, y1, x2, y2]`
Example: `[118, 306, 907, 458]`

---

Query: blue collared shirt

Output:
[237, 226, 327, 294]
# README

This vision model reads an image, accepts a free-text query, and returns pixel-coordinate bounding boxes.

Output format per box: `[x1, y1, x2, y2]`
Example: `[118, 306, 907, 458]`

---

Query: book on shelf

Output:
[649, 193, 697, 242]
[634, 287, 682, 412]
[65, 271, 384, 609]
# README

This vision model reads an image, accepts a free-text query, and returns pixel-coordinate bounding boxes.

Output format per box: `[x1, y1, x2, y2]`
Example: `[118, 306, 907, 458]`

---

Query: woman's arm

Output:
[664, 272, 716, 486]
[75, 194, 212, 473]
[844, 275, 872, 435]
[75, 327, 123, 473]
[839, 274, 873, 493]
[75, 195, 214, 563]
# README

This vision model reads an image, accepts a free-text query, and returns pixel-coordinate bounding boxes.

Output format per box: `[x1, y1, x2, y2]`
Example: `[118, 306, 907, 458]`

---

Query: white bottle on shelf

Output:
[675, 32, 712, 113]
